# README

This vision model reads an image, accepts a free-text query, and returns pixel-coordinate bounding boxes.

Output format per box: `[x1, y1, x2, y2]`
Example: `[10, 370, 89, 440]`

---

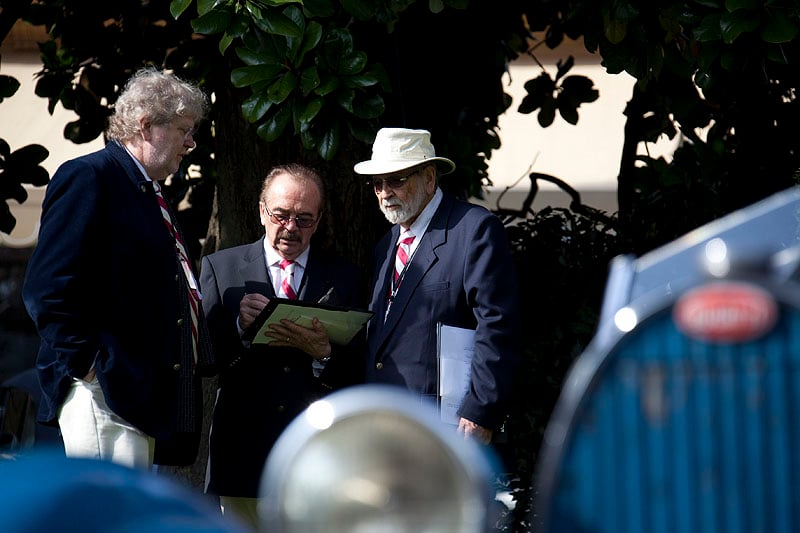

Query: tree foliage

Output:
[2, 1, 800, 531]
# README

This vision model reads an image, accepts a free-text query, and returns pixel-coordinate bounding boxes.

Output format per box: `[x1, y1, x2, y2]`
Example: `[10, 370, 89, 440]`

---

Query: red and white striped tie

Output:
[153, 181, 200, 364]
[280, 259, 297, 300]
[394, 231, 415, 283]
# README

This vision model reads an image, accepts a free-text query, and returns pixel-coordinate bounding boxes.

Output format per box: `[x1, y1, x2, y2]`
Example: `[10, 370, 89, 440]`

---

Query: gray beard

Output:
[380, 186, 428, 225]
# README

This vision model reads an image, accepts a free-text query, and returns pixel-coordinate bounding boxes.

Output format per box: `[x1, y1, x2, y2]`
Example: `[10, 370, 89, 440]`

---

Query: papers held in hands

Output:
[242, 297, 373, 346]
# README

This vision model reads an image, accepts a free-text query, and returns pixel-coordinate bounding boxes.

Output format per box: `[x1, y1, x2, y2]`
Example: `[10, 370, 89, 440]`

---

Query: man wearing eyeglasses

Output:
[199, 164, 364, 527]
[355, 128, 522, 445]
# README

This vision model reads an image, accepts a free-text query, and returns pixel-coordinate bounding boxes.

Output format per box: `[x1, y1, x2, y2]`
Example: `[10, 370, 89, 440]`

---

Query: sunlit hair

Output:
[106, 67, 209, 142]
[261, 163, 327, 215]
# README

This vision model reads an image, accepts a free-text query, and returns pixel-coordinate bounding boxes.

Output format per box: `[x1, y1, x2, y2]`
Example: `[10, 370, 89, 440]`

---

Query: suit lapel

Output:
[299, 248, 331, 303]
[239, 238, 273, 298]
[369, 225, 400, 327]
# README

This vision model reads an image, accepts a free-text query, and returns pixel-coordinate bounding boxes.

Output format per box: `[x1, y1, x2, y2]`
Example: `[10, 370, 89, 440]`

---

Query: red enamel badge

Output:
[674, 282, 778, 343]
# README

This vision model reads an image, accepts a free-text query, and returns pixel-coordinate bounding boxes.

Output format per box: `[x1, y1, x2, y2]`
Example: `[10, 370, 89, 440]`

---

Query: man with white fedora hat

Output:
[355, 127, 522, 444]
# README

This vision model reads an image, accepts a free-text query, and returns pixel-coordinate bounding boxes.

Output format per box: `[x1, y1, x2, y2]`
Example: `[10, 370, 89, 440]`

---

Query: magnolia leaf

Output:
[231, 64, 284, 88]
[169, 0, 193, 19]
[191, 9, 233, 35]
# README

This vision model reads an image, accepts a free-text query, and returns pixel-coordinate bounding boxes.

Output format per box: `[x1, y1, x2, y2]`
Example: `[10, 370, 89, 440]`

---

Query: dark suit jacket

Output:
[200, 238, 365, 497]
[366, 192, 522, 429]
[22, 142, 214, 465]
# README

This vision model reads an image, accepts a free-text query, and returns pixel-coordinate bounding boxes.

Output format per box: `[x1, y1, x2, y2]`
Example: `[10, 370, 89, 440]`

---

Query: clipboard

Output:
[242, 297, 373, 346]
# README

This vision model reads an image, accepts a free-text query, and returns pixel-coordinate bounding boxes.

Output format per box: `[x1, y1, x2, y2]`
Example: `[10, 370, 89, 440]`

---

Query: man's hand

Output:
[267, 317, 332, 360]
[458, 417, 493, 445]
[239, 293, 270, 331]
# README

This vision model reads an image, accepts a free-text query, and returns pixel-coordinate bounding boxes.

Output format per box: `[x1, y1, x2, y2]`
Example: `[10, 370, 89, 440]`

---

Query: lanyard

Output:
[385, 243, 418, 320]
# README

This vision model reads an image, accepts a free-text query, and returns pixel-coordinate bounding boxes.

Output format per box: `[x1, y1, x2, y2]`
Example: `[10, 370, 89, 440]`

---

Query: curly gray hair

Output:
[106, 67, 208, 142]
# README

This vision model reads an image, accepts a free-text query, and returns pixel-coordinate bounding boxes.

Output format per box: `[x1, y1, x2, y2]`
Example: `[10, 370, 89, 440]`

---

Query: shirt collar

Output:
[400, 187, 443, 243]
[263, 239, 310, 270]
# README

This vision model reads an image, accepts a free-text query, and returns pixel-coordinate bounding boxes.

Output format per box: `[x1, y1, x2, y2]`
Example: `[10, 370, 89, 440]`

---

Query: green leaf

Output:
[257, 105, 292, 141]
[227, 14, 252, 39]
[219, 33, 234, 55]
[339, 51, 367, 75]
[518, 74, 555, 114]
[694, 13, 723, 41]
[720, 10, 760, 43]
[254, 8, 303, 37]
[300, 66, 321, 95]
[725, 0, 759, 10]
[352, 93, 384, 119]
[343, 72, 380, 88]
[197, 0, 219, 17]
[297, 21, 323, 65]
[604, 18, 628, 44]
[340, 0, 376, 20]
[538, 98, 556, 127]
[429, 0, 445, 13]
[314, 75, 339, 96]
[318, 122, 340, 160]
[560, 75, 600, 105]
[297, 97, 323, 125]
[236, 46, 274, 66]
[8, 144, 49, 166]
[170, 0, 193, 19]
[267, 72, 298, 104]
[319, 29, 354, 71]
[191, 9, 233, 35]
[302, 0, 336, 17]
[554, 56, 575, 82]
[558, 99, 579, 125]
[695, 0, 723, 7]
[241, 93, 273, 123]
[336, 88, 355, 113]
[231, 64, 284, 87]
[760, 12, 799, 44]
[0, 75, 21, 101]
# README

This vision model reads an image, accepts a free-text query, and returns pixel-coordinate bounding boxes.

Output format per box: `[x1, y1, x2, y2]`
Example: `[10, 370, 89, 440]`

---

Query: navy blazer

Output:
[22, 142, 214, 465]
[200, 238, 365, 497]
[366, 193, 522, 429]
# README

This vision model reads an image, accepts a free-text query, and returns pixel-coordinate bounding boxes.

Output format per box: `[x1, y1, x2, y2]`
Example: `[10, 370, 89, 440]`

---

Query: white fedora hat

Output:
[354, 128, 456, 176]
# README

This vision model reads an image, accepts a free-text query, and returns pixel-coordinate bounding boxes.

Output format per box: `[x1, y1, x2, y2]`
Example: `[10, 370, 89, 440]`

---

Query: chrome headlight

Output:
[259, 385, 499, 533]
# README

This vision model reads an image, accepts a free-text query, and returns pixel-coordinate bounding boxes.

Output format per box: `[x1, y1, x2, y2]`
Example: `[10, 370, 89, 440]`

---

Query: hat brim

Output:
[354, 156, 456, 176]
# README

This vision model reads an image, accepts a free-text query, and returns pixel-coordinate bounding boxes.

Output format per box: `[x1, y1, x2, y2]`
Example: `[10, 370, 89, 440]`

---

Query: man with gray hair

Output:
[23, 67, 213, 469]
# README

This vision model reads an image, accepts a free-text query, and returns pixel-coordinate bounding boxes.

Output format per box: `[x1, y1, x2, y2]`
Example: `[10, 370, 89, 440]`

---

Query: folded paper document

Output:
[243, 298, 373, 346]
[437, 323, 476, 425]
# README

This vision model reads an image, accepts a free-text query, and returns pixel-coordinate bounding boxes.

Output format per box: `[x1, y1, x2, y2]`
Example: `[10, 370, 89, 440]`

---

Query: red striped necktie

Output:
[394, 231, 415, 283]
[279, 258, 297, 300]
[153, 181, 200, 363]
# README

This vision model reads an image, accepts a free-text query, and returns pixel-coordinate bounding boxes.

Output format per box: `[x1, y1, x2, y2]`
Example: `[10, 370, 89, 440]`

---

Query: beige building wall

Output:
[1, 23, 103, 247]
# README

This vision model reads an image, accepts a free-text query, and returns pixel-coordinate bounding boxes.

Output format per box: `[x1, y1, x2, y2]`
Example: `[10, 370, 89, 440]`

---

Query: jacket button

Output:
[175, 274, 180, 282]
[375, 362, 383, 370]
[173, 364, 181, 371]
[277, 405, 285, 412]
[283, 366, 291, 373]
[177, 318, 184, 326]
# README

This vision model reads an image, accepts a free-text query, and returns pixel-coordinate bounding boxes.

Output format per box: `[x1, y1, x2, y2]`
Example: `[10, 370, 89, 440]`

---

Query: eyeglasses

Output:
[176, 125, 196, 139]
[264, 206, 317, 229]
[369, 170, 420, 193]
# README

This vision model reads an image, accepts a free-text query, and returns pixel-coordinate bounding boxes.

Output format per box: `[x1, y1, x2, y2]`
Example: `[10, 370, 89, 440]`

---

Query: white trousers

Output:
[58, 377, 155, 470]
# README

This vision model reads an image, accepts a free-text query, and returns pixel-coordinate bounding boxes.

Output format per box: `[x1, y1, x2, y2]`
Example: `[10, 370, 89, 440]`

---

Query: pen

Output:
[318, 286, 334, 304]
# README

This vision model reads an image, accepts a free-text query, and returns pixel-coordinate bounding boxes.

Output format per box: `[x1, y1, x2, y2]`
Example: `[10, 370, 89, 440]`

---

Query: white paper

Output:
[438, 323, 476, 425]
[251, 303, 372, 346]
